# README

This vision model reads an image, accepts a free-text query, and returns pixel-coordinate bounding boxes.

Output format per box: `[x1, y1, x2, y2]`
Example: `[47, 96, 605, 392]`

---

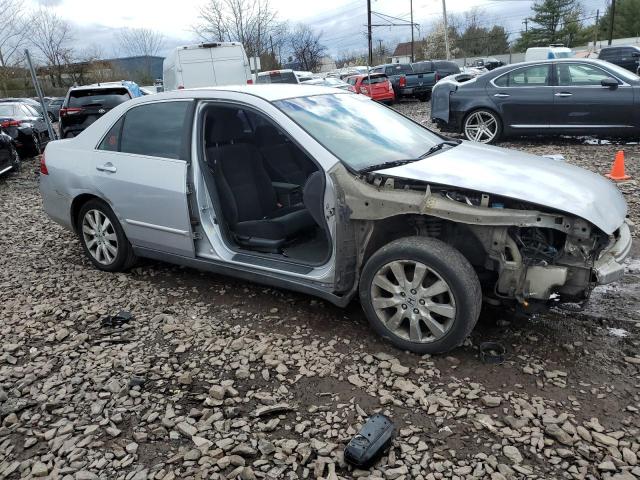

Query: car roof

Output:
[128, 84, 350, 103]
[257, 69, 295, 76]
[69, 83, 131, 91]
[487, 57, 612, 74]
[600, 45, 640, 50]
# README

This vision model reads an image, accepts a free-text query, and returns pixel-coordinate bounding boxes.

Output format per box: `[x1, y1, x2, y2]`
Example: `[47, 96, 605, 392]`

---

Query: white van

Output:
[163, 43, 252, 91]
[525, 45, 575, 62]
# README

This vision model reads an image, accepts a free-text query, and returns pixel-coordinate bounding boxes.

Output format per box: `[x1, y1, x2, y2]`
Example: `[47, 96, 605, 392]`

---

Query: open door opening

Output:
[199, 103, 332, 266]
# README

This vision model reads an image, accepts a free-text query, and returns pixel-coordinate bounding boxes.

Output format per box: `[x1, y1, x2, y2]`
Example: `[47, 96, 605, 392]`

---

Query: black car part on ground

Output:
[344, 414, 395, 467]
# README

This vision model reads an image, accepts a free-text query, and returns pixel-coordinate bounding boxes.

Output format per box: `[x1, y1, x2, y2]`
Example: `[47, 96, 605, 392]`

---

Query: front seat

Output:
[206, 110, 316, 251]
[255, 125, 315, 185]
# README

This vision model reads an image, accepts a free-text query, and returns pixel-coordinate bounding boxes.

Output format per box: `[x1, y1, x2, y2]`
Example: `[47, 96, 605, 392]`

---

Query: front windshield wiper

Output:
[419, 140, 460, 159]
[358, 140, 460, 174]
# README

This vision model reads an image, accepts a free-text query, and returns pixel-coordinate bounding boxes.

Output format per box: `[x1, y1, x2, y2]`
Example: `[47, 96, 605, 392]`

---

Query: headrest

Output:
[207, 109, 245, 145]
[255, 124, 283, 147]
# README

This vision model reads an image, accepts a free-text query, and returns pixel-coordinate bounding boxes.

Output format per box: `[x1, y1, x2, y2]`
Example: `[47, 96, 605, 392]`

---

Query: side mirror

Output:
[601, 77, 619, 89]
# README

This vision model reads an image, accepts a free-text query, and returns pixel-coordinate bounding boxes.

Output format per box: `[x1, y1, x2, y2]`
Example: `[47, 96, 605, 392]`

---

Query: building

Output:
[106, 56, 165, 82]
[391, 42, 413, 64]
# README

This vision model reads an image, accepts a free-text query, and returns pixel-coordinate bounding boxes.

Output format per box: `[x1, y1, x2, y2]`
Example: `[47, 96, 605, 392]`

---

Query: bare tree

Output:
[289, 24, 326, 72]
[194, 0, 279, 59]
[30, 9, 75, 87]
[117, 28, 165, 58]
[0, 0, 31, 95]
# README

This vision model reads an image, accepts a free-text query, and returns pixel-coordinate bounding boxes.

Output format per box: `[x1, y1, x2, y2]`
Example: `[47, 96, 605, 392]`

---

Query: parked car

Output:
[370, 63, 435, 101]
[256, 69, 300, 84]
[0, 102, 51, 156]
[59, 82, 138, 138]
[346, 74, 395, 103]
[294, 71, 314, 82]
[40, 85, 631, 354]
[431, 58, 640, 143]
[412, 60, 461, 79]
[469, 57, 504, 71]
[163, 42, 252, 90]
[302, 77, 356, 92]
[598, 45, 640, 74]
[0, 97, 56, 122]
[46, 97, 64, 121]
[525, 45, 574, 62]
[0, 127, 19, 176]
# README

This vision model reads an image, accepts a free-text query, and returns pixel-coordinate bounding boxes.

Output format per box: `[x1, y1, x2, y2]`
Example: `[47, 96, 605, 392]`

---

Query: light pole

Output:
[442, 0, 450, 60]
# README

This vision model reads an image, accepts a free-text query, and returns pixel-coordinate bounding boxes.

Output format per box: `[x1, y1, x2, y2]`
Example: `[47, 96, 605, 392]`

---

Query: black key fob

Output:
[344, 413, 395, 467]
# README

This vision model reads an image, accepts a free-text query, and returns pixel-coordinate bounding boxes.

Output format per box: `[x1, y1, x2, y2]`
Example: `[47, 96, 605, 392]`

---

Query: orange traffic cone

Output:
[606, 150, 631, 181]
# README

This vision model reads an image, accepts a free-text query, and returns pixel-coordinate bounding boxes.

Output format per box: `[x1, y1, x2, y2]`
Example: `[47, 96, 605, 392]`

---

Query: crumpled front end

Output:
[593, 220, 633, 284]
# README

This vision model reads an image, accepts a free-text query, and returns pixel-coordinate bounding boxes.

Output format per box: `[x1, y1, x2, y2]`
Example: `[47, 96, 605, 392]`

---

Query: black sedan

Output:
[0, 102, 51, 156]
[0, 127, 19, 176]
[431, 59, 640, 143]
[0, 97, 56, 122]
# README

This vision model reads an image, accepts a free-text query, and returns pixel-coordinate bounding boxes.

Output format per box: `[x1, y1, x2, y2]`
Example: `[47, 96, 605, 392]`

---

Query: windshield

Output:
[0, 105, 16, 116]
[274, 93, 442, 171]
[605, 61, 640, 82]
[69, 88, 130, 108]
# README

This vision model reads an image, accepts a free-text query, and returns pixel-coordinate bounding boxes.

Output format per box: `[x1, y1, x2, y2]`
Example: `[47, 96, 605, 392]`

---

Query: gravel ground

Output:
[1, 107, 640, 480]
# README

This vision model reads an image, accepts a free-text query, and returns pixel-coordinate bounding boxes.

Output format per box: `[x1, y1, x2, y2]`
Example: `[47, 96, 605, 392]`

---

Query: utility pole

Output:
[442, 0, 450, 60]
[367, 0, 373, 66]
[522, 18, 528, 33]
[594, 9, 599, 49]
[608, 0, 616, 45]
[410, 0, 415, 62]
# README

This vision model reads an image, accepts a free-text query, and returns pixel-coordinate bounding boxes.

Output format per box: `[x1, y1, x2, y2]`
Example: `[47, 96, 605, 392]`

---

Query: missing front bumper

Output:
[594, 220, 633, 284]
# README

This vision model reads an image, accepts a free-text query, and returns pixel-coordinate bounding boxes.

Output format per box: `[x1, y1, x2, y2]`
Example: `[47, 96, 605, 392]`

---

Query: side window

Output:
[556, 64, 613, 86]
[385, 67, 394, 75]
[98, 118, 124, 152]
[495, 65, 549, 87]
[347, 77, 357, 85]
[120, 102, 191, 159]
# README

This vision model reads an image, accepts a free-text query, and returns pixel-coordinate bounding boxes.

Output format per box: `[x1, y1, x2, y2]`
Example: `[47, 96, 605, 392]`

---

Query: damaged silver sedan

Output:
[39, 86, 632, 353]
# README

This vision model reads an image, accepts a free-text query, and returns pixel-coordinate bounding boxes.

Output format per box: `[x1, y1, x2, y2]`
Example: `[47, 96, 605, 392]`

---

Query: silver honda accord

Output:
[40, 85, 632, 354]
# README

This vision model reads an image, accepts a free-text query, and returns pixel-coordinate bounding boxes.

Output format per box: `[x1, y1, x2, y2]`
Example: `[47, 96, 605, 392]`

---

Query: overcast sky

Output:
[26, 0, 608, 58]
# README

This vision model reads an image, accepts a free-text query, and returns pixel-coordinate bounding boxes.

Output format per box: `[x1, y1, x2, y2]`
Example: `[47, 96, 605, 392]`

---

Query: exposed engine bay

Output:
[331, 164, 624, 309]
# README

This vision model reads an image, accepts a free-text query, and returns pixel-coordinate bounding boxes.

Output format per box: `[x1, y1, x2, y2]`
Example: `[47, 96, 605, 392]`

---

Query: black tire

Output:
[359, 236, 482, 354]
[418, 93, 431, 102]
[29, 133, 41, 157]
[462, 108, 502, 144]
[9, 144, 20, 173]
[77, 199, 137, 272]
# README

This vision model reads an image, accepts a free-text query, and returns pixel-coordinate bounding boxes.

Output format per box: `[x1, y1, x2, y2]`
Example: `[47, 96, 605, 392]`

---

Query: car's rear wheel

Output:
[30, 133, 42, 156]
[77, 199, 137, 272]
[9, 144, 20, 173]
[463, 109, 502, 144]
[359, 237, 482, 354]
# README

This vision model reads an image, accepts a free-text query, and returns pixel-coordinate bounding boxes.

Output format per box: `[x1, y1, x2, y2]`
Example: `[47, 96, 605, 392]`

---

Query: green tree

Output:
[598, 0, 640, 40]
[515, 0, 584, 49]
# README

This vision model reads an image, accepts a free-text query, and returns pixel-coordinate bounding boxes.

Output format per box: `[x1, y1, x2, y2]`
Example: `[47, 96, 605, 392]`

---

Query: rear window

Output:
[412, 61, 433, 73]
[257, 71, 298, 84]
[68, 88, 131, 108]
[434, 61, 460, 72]
[386, 64, 414, 75]
[0, 105, 16, 116]
[362, 75, 388, 85]
[49, 99, 63, 106]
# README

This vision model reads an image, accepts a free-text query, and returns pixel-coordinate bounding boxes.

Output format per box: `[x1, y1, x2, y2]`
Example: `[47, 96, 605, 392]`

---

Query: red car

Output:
[346, 74, 395, 104]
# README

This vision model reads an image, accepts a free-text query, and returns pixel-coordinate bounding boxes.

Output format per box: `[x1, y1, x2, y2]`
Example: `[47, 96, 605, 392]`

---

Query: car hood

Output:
[377, 141, 627, 234]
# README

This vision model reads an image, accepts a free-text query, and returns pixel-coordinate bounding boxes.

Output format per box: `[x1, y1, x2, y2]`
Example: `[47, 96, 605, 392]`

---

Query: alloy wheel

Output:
[10, 145, 19, 168]
[464, 111, 499, 143]
[370, 260, 456, 343]
[82, 209, 119, 265]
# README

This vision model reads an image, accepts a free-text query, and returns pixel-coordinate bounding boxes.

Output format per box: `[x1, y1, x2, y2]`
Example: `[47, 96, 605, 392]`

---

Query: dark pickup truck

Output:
[370, 63, 436, 101]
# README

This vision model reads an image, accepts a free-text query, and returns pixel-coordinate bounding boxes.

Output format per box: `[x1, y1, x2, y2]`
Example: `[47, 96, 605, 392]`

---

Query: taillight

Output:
[0, 120, 22, 128]
[399, 75, 406, 87]
[40, 152, 48, 175]
[359, 86, 368, 94]
[246, 79, 253, 84]
[59, 107, 83, 117]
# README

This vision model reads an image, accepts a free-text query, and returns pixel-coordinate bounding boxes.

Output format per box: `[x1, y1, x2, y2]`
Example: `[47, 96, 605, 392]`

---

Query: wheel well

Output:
[362, 214, 487, 269]
[70, 194, 101, 232]
[463, 106, 501, 125]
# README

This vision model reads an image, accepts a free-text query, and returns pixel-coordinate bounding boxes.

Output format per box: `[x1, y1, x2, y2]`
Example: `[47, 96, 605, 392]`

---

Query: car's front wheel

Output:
[463, 109, 502, 144]
[9, 144, 20, 173]
[77, 199, 137, 272]
[30, 133, 42, 157]
[359, 237, 482, 354]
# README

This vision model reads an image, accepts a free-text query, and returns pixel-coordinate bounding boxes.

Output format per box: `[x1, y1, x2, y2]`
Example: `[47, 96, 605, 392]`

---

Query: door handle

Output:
[494, 93, 510, 98]
[555, 92, 573, 97]
[96, 163, 117, 173]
